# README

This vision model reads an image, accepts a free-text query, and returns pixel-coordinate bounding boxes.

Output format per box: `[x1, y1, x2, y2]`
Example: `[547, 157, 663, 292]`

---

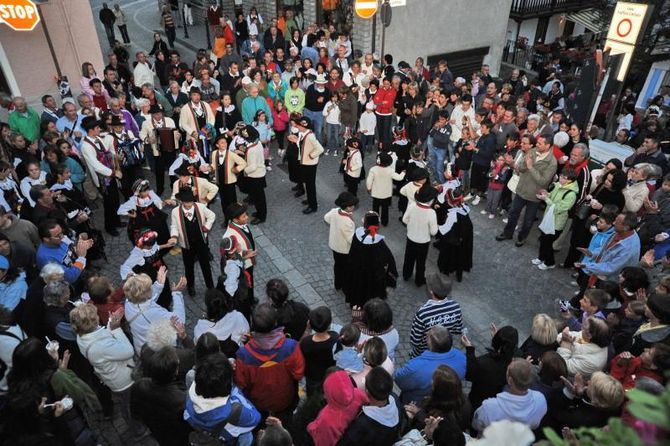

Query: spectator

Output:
[396, 326, 466, 404]
[194, 289, 249, 357]
[622, 163, 654, 213]
[300, 306, 338, 396]
[352, 336, 395, 390]
[410, 273, 463, 357]
[266, 277, 310, 341]
[530, 351, 567, 401]
[185, 353, 261, 446]
[630, 292, 670, 356]
[352, 298, 400, 361]
[8, 97, 40, 143]
[0, 305, 26, 397]
[624, 135, 667, 176]
[235, 303, 305, 417]
[472, 358, 547, 431]
[557, 316, 610, 378]
[520, 313, 559, 364]
[131, 346, 193, 445]
[0, 255, 28, 312]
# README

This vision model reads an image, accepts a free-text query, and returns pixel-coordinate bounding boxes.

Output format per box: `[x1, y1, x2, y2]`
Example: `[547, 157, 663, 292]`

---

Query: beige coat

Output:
[402, 202, 438, 244]
[400, 181, 422, 205]
[223, 222, 256, 269]
[242, 142, 266, 178]
[169, 202, 216, 249]
[324, 207, 355, 254]
[623, 181, 649, 213]
[344, 149, 363, 178]
[299, 131, 324, 166]
[211, 148, 247, 185]
[179, 101, 215, 139]
[171, 176, 219, 203]
[367, 165, 405, 199]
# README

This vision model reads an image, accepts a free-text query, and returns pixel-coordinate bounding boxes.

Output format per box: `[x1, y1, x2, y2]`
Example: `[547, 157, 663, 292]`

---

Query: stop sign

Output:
[0, 0, 41, 31]
[355, 0, 378, 19]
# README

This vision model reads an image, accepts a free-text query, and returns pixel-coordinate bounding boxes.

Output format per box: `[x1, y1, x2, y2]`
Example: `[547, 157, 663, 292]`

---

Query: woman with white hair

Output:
[18, 262, 64, 337]
[133, 97, 152, 130]
[557, 316, 610, 378]
[139, 317, 194, 383]
[123, 268, 187, 353]
[623, 163, 655, 213]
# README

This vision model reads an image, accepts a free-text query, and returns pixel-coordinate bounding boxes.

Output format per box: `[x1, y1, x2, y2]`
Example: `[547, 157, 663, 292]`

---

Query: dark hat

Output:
[81, 116, 100, 132]
[408, 167, 429, 182]
[397, 61, 410, 70]
[410, 145, 424, 159]
[189, 86, 202, 95]
[225, 202, 248, 220]
[175, 163, 192, 177]
[110, 115, 125, 127]
[175, 186, 196, 202]
[220, 236, 237, 254]
[415, 185, 438, 204]
[334, 191, 359, 209]
[149, 104, 163, 114]
[363, 211, 380, 228]
[132, 179, 151, 195]
[378, 152, 393, 167]
[291, 115, 311, 129]
[446, 186, 465, 208]
[346, 137, 361, 148]
[240, 125, 259, 143]
[647, 293, 670, 324]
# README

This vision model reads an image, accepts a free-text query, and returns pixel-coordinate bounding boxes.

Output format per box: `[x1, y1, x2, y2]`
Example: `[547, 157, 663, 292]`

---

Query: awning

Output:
[565, 8, 606, 33]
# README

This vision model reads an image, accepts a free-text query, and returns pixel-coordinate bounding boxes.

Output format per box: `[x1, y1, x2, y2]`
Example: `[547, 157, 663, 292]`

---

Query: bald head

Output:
[507, 358, 534, 392]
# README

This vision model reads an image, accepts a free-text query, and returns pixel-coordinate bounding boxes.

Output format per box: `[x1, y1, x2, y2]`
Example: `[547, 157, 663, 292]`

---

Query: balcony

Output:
[510, 0, 604, 20]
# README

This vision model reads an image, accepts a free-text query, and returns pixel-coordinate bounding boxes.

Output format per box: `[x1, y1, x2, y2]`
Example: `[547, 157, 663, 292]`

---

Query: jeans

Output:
[485, 187, 503, 214]
[502, 195, 541, 242]
[428, 145, 447, 183]
[325, 122, 342, 150]
[303, 109, 324, 143]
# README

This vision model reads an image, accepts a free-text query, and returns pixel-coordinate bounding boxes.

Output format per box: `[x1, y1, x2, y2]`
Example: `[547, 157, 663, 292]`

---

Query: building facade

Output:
[0, 0, 104, 107]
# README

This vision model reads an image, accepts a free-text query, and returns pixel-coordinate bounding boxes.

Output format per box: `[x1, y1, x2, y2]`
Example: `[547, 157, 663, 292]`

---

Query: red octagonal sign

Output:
[0, 0, 41, 31]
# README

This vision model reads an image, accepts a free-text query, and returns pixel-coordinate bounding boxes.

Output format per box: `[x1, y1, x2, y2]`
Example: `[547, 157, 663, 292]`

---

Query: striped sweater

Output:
[409, 298, 463, 357]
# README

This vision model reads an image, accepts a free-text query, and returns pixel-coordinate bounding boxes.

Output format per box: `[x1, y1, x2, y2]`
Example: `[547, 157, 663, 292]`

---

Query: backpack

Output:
[188, 402, 243, 446]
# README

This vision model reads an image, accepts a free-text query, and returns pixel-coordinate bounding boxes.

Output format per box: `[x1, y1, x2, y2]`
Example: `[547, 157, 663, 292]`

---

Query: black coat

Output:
[274, 300, 310, 341]
[338, 396, 406, 446]
[344, 231, 398, 307]
[130, 379, 192, 446]
[520, 337, 558, 365]
[466, 346, 514, 410]
[436, 209, 473, 276]
[540, 391, 621, 433]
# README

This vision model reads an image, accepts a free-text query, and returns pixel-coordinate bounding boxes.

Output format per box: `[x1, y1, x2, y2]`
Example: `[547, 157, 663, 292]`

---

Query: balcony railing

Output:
[510, 0, 603, 20]
[502, 39, 547, 71]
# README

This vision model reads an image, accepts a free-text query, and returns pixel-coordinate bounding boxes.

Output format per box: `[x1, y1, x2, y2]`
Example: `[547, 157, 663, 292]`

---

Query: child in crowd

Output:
[454, 126, 473, 195]
[655, 275, 670, 294]
[271, 99, 290, 163]
[610, 300, 647, 353]
[359, 101, 377, 153]
[333, 323, 364, 373]
[482, 154, 511, 219]
[562, 288, 609, 331]
[610, 343, 670, 390]
[575, 208, 617, 290]
[323, 93, 341, 156]
[300, 306, 339, 396]
[252, 110, 273, 170]
[342, 137, 363, 196]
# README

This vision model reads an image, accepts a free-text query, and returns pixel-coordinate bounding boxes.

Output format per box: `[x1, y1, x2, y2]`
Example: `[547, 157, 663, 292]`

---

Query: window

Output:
[427, 47, 490, 80]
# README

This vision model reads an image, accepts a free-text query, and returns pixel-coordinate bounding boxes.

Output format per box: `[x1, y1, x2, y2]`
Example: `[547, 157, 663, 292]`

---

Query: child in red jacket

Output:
[272, 99, 290, 162]
[610, 343, 669, 390]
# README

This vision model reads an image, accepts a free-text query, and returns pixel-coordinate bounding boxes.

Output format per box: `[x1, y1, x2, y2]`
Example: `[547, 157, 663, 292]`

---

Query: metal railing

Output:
[502, 39, 546, 70]
[510, 0, 602, 19]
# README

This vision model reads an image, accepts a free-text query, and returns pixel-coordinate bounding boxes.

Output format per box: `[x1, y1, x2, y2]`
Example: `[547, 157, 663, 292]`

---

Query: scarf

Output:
[250, 327, 286, 351]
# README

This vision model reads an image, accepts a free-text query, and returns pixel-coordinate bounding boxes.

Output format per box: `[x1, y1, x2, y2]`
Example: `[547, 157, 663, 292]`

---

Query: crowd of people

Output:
[0, 2, 669, 446]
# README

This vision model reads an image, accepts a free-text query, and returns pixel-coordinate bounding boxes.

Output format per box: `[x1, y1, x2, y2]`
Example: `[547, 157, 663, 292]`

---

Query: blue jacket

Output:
[584, 226, 615, 263]
[36, 242, 84, 284]
[395, 349, 466, 404]
[184, 385, 260, 442]
[0, 272, 28, 311]
[582, 232, 641, 281]
[241, 96, 273, 126]
[40, 157, 86, 189]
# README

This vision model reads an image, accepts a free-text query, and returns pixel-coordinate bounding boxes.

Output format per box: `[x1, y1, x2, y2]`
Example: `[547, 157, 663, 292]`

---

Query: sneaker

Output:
[514, 239, 525, 247]
[333, 150, 338, 156]
[480, 209, 487, 215]
[488, 214, 495, 219]
[531, 258, 543, 265]
[464, 193, 473, 200]
[502, 217, 508, 224]
[538, 262, 556, 270]
[471, 196, 481, 205]
[325, 149, 331, 156]
[570, 281, 578, 286]
[266, 165, 272, 171]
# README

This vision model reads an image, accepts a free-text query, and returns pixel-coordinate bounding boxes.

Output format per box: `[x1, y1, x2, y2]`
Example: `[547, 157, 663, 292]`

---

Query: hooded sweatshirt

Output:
[184, 383, 260, 441]
[338, 394, 404, 446]
[472, 389, 547, 431]
[308, 370, 368, 446]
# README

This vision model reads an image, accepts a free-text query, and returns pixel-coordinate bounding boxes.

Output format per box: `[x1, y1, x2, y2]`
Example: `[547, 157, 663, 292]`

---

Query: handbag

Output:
[574, 200, 592, 220]
[538, 204, 556, 235]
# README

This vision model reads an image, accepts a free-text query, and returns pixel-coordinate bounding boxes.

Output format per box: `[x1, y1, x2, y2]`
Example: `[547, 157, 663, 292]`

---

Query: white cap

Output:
[241, 76, 253, 86]
[554, 131, 569, 148]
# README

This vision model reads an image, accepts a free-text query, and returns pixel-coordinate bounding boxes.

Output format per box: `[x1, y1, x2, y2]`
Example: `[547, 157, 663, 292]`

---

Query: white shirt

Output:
[193, 310, 250, 345]
[20, 172, 47, 207]
[323, 100, 341, 124]
[133, 61, 155, 88]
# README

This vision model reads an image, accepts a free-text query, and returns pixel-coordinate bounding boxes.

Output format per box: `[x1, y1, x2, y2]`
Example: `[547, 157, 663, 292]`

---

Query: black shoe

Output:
[495, 233, 512, 241]
[515, 239, 525, 247]
[302, 207, 317, 214]
[301, 199, 309, 205]
[106, 229, 120, 237]
[456, 271, 463, 282]
[291, 185, 301, 192]
[250, 217, 265, 225]
[294, 190, 305, 198]
[187, 287, 196, 297]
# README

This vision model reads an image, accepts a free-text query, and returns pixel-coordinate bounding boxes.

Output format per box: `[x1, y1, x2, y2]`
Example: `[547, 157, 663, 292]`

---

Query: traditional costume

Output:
[110, 115, 144, 199]
[222, 203, 257, 314]
[169, 188, 217, 294]
[366, 152, 405, 226]
[178, 88, 216, 161]
[139, 105, 180, 196]
[344, 212, 397, 307]
[324, 192, 358, 290]
[218, 236, 253, 321]
[170, 164, 219, 204]
[293, 115, 324, 214]
[436, 186, 473, 282]
[342, 137, 364, 196]
[237, 126, 267, 224]
[210, 134, 247, 221]
[402, 185, 438, 287]
[117, 179, 170, 245]
[0, 175, 23, 215]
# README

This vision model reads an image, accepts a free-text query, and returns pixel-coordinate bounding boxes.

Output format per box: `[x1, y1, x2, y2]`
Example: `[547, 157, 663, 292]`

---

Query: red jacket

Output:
[235, 330, 305, 413]
[373, 87, 397, 115]
[609, 354, 662, 390]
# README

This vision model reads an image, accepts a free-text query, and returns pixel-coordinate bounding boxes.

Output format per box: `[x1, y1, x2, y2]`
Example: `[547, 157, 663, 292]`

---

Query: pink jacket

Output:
[307, 371, 368, 446]
[272, 108, 289, 132]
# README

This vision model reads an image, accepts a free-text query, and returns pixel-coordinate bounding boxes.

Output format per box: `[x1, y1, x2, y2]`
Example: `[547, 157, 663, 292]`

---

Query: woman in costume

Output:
[117, 179, 170, 245]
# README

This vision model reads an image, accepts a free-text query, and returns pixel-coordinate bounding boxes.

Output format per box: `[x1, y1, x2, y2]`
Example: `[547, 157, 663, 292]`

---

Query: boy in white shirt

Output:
[323, 93, 342, 156]
[359, 101, 377, 153]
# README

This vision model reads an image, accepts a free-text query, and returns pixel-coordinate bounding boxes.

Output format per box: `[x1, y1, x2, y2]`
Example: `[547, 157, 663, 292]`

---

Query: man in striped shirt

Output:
[409, 273, 463, 357]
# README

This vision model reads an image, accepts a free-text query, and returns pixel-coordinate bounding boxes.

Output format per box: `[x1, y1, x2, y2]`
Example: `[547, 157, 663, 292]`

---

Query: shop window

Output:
[427, 47, 490, 80]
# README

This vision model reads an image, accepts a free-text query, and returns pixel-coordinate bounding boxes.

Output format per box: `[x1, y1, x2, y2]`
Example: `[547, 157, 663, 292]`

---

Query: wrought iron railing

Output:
[510, 0, 602, 19]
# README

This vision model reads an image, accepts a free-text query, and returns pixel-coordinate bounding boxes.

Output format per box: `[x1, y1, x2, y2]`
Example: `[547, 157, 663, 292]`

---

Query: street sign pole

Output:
[380, 0, 391, 62]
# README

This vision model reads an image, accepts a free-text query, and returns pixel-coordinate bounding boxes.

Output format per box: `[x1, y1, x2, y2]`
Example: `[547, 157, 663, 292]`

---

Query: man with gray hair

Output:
[472, 358, 547, 431]
[133, 51, 155, 88]
[409, 273, 463, 357]
[109, 97, 139, 135]
[561, 143, 592, 267]
[8, 97, 40, 143]
[395, 325, 466, 403]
